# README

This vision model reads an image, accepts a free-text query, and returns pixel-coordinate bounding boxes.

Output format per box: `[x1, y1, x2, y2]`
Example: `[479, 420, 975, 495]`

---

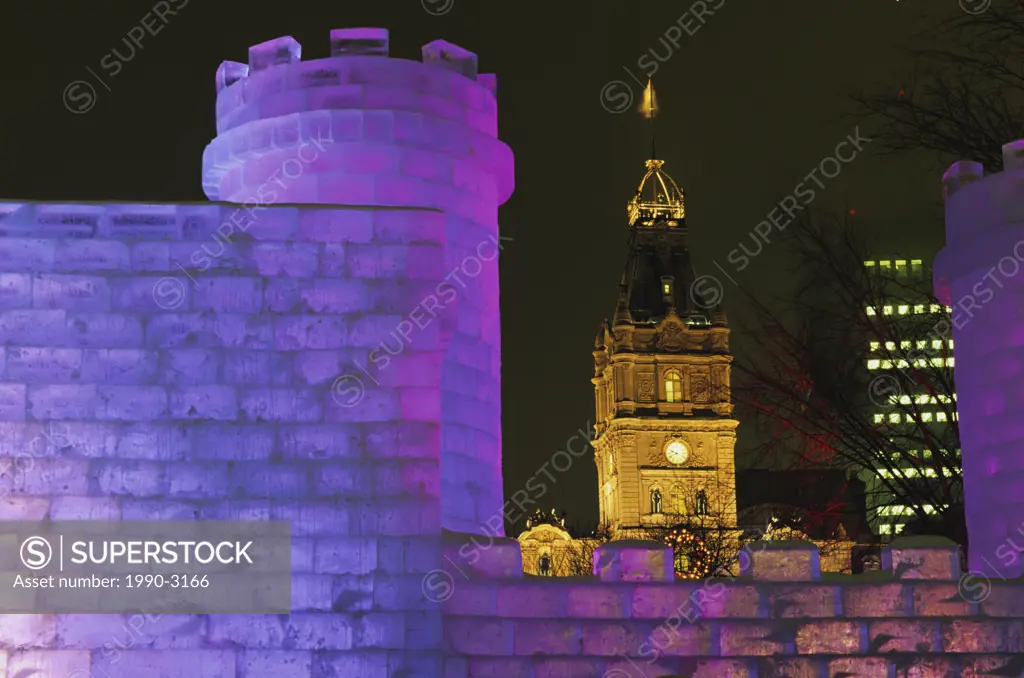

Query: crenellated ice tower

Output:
[204, 29, 512, 535]
[0, 29, 511, 678]
[936, 141, 1024, 580]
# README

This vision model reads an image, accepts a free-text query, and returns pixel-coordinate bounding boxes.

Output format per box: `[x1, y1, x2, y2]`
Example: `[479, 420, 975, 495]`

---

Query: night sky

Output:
[1, 1, 961, 532]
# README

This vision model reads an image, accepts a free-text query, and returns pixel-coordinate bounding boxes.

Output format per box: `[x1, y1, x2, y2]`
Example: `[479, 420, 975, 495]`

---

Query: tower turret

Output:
[935, 140, 1024, 579]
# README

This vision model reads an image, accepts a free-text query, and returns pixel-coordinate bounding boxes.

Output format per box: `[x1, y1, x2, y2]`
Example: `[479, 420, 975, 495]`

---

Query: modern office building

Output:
[861, 257, 961, 538]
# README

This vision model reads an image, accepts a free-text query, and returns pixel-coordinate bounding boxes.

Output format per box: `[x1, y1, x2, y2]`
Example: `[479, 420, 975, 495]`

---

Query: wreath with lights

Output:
[663, 526, 710, 579]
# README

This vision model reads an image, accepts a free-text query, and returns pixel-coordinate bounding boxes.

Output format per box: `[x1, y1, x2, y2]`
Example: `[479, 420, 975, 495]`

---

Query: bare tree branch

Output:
[853, 0, 1024, 169]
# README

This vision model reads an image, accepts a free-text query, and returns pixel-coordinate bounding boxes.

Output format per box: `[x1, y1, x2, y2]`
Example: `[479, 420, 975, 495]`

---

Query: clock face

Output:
[665, 440, 689, 465]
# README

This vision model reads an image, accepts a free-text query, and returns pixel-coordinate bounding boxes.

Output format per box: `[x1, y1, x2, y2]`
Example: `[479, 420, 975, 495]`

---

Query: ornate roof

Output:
[627, 159, 686, 227]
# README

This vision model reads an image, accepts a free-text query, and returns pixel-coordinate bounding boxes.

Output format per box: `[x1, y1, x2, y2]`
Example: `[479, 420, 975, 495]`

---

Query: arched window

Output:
[650, 488, 663, 514]
[695, 490, 709, 516]
[538, 554, 552, 576]
[672, 484, 686, 514]
[665, 371, 682, 403]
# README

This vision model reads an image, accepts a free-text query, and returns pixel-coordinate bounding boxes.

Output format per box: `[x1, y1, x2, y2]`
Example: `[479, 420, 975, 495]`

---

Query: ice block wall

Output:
[0, 27, 513, 678]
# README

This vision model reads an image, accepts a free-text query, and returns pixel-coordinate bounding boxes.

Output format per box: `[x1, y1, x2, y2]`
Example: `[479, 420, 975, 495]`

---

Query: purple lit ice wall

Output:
[0, 28, 511, 677]
[936, 141, 1024, 580]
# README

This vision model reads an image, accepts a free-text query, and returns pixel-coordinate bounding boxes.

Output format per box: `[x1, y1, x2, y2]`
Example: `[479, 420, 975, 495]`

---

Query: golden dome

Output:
[627, 159, 685, 227]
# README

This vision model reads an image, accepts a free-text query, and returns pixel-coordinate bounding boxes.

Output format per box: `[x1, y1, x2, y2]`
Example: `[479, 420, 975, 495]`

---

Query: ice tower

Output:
[0, 29, 512, 677]
[936, 141, 1024, 579]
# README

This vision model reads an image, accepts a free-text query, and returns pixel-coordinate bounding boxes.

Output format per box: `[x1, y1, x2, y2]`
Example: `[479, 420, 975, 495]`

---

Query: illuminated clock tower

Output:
[592, 159, 739, 535]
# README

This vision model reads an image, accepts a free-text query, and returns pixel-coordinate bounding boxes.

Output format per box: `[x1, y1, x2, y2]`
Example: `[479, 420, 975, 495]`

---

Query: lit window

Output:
[895, 260, 907, 273]
[922, 412, 932, 422]
[948, 357, 955, 367]
[895, 360, 908, 369]
[864, 261, 876, 267]
[949, 340, 954, 349]
[650, 488, 663, 514]
[900, 341, 910, 349]
[915, 395, 929, 405]
[879, 524, 892, 534]
[663, 283, 671, 295]
[944, 306, 952, 313]
[665, 372, 682, 403]
[936, 412, 947, 422]
[895, 524, 906, 534]
[932, 340, 941, 350]
[866, 307, 877, 316]
[881, 360, 893, 369]
[883, 306, 893, 315]
[889, 413, 900, 423]
[880, 260, 891, 269]
[870, 341, 880, 351]
[898, 305, 909, 315]
[930, 305, 941, 313]
[885, 341, 896, 351]
[916, 340, 927, 350]
[914, 305, 925, 314]
[867, 359, 880, 370]
[873, 414, 883, 423]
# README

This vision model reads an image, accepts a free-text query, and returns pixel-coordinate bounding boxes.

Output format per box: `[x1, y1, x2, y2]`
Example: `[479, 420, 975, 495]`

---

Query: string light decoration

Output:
[663, 526, 711, 579]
